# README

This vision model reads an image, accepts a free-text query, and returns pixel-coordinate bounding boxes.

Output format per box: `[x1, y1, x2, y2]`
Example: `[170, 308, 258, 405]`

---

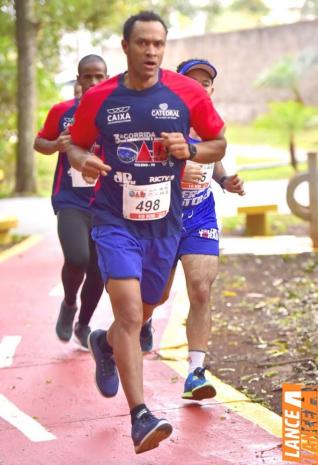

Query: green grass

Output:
[239, 162, 307, 181]
[222, 213, 305, 235]
[225, 122, 317, 182]
[226, 124, 285, 148]
[236, 155, 284, 165]
[227, 124, 318, 151]
[36, 152, 56, 197]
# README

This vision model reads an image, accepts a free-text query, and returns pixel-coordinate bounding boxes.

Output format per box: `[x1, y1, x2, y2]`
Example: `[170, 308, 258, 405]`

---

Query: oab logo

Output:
[151, 103, 180, 120]
[107, 106, 131, 125]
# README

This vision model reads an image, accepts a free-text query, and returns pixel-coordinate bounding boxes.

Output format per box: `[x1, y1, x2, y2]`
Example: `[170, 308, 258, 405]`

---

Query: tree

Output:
[256, 56, 305, 103]
[301, 0, 318, 17]
[256, 49, 318, 104]
[2, 0, 200, 195]
[230, 0, 269, 16]
[15, 0, 38, 194]
[255, 101, 318, 170]
[255, 49, 318, 170]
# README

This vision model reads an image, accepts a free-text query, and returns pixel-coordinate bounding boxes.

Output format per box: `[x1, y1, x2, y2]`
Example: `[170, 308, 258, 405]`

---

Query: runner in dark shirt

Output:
[34, 55, 108, 349]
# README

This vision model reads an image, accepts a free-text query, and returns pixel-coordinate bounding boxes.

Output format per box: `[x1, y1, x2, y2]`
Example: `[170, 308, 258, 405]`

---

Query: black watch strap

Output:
[188, 143, 197, 160]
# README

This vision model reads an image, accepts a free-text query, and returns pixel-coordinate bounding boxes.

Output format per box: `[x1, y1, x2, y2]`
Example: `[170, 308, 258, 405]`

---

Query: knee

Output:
[188, 281, 211, 308]
[65, 253, 89, 272]
[115, 302, 143, 332]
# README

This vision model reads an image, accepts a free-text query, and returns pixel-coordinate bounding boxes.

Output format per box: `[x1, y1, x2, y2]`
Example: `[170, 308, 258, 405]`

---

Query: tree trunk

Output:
[14, 0, 37, 194]
[289, 133, 298, 171]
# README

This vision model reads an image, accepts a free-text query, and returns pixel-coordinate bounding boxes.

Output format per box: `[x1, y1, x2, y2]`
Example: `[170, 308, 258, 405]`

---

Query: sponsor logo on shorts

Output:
[107, 106, 131, 125]
[151, 103, 180, 120]
[198, 228, 219, 240]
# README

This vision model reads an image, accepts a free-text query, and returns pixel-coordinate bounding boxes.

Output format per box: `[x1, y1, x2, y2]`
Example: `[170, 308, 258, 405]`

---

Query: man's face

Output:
[77, 61, 108, 95]
[186, 68, 214, 96]
[122, 20, 166, 81]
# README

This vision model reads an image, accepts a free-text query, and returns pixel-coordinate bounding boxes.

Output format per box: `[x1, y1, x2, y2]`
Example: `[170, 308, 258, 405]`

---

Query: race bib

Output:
[123, 181, 171, 221]
[181, 162, 214, 191]
[70, 167, 96, 188]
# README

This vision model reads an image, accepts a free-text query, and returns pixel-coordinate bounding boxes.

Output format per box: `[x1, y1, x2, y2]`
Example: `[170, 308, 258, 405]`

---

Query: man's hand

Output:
[161, 132, 190, 160]
[81, 155, 111, 181]
[183, 162, 203, 183]
[223, 174, 245, 196]
[55, 128, 71, 152]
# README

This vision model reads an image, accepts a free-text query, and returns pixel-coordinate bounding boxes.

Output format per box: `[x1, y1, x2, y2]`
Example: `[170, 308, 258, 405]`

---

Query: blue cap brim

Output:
[178, 60, 217, 80]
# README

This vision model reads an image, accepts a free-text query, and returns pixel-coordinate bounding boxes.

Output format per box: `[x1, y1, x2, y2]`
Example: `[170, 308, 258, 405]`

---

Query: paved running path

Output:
[0, 234, 295, 465]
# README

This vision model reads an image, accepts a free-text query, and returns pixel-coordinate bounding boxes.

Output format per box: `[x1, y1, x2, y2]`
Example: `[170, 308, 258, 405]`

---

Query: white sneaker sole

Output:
[73, 335, 90, 352]
[134, 420, 173, 454]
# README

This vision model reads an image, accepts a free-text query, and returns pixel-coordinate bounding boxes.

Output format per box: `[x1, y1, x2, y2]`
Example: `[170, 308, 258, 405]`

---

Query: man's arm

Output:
[161, 130, 226, 164]
[213, 161, 245, 195]
[67, 144, 111, 180]
[189, 131, 226, 164]
[34, 129, 71, 155]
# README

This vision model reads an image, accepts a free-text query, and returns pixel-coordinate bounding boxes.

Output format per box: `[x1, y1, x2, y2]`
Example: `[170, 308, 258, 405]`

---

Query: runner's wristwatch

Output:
[188, 143, 197, 160]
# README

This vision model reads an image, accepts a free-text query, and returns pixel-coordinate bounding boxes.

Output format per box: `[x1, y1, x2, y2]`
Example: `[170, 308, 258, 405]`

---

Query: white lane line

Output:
[49, 282, 63, 297]
[0, 336, 22, 368]
[0, 394, 56, 442]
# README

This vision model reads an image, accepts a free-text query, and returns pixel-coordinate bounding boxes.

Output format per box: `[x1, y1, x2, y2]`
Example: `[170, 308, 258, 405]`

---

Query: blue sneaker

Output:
[182, 367, 216, 401]
[140, 319, 153, 352]
[88, 330, 119, 398]
[132, 409, 172, 454]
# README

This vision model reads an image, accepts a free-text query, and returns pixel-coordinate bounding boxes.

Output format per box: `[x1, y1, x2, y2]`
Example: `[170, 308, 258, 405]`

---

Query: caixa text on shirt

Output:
[63, 117, 74, 129]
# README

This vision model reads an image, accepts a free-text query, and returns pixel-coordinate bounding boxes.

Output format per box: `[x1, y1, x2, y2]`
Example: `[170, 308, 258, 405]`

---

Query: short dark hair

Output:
[123, 10, 168, 41]
[78, 54, 107, 75]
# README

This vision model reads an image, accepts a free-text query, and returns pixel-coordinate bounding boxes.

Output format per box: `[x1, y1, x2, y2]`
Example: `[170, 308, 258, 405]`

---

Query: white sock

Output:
[188, 350, 205, 373]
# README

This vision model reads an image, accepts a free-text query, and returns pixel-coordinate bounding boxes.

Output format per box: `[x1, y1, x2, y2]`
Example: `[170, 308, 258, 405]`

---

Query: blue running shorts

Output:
[177, 201, 219, 261]
[177, 223, 219, 260]
[178, 191, 219, 260]
[92, 225, 180, 305]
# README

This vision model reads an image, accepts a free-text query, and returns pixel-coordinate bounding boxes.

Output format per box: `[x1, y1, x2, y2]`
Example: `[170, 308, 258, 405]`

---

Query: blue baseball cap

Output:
[178, 59, 217, 80]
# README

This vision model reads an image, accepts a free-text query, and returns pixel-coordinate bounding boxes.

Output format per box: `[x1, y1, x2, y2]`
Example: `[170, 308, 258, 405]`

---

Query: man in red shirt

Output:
[34, 55, 108, 349]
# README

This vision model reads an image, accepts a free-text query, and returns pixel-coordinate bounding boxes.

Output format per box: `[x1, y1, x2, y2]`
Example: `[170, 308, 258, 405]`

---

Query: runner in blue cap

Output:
[142, 57, 245, 401]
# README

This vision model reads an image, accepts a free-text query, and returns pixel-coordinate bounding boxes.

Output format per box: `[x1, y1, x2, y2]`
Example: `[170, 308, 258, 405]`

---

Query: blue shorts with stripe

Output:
[92, 224, 181, 305]
[177, 193, 219, 260]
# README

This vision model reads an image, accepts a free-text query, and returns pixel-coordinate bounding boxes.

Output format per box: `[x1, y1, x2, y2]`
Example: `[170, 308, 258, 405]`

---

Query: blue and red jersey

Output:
[37, 98, 96, 214]
[70, 69, 224, 238]
[181, 135, 217, 231]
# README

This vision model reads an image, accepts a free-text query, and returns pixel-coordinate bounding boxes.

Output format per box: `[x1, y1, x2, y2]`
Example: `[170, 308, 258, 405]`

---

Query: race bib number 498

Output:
[123, 181, 171, 221]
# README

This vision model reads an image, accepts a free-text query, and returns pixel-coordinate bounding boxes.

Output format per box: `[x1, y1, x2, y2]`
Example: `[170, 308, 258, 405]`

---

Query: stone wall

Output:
[103, 19, 318, 123]
[164, 20, 318, 122]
